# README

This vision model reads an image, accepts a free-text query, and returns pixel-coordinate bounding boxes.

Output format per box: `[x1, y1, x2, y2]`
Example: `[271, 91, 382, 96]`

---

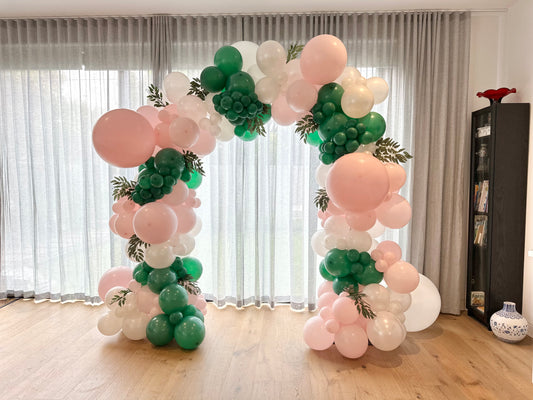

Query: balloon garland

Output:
[92, 34, 441, 356]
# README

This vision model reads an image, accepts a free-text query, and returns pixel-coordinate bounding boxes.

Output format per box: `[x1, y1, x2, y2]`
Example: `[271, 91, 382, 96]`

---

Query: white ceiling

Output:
[0, 0, 517, 18]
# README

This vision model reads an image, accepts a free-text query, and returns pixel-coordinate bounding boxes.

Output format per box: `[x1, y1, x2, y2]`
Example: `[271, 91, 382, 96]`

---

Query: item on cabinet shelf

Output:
[489, 301, 528, 343]
[470, 291, 485, 307]
[476, 126, 491, 138]
[476, 144, 489, 175]
[476, 87, 516, 105]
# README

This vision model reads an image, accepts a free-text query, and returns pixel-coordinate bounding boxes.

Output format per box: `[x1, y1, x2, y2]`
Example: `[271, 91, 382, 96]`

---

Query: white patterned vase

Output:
[489, 302, 528, 343]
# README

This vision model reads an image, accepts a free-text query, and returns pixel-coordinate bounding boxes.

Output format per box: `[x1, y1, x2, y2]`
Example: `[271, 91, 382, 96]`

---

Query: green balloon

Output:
[159, 283, 189, 314]
[154, 148, 185, 173]
[319, 112, 348, 140]
[169, 257, 184, 272]
[359, 251, 372, 265]
[174, 316, 206, 350]
[234, 125, 246, 137]
[332, 275, 358, 295]
[319, 152, 335, 165]
[240, 129, 259, 142]
[134, 269, 149, 285]
[225, 72, 255, 95]
[214, 46, 243, 77]
[307, 130, 323, 147]
[319, 260, 335, 281]
[358, 111, 386, 141]
[133, 263, 144, 278]
[180, 168, 192, 183]
[259, 105, 272, 123]
[317, 83, 344, 110]
[148, 268, 177, 294]
[186, 170, 202, 189]
[146, 314, 174, 346]
[183, 257, 203, 281]
[200, 66, 226, 93]
[169, 311, 184, 325]
[324, 248, 350, 277]
[355, 262, 384, 285]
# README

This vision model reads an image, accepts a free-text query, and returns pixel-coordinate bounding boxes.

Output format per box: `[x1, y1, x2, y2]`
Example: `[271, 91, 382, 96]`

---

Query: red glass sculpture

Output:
[476, 87, 516, 105]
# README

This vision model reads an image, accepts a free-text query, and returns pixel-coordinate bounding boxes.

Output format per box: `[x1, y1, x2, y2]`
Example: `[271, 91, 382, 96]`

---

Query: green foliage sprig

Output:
[243, 104, 270, 137]
[183, 150, 205, 176]
[111, 176, 136, 201]
[295, 114, 319, 143]
[147, 84, 169, 108]
[286, 43, 304, 63]
[314, 188, 330, 213]
[109, 288, 132, 307]
[373, 137, 413, 164]
[188, 78, 209, 101]
[347, 290, 376, 320]
[178, 274, 202, 296]
[127, 234, 151, 262]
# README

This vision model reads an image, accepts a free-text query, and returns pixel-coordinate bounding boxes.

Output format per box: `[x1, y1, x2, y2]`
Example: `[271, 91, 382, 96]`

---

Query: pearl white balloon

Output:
[311, 229, 328, 257]
[315, 163, 331, 188]
[172, 234, 196, 256]
[324, 215, 350, 237]
[256, 40, 286, 76]
[367, 220, 386, 238]
[345, 230, 372, 252]
[97, 312, 123, 336]
[362, 284, 390, 312]
[388, 288, 412, 312]
[341, 84, 374, 118]
[231, 41, 259, 71]
[114, 292, 139, 318]
[255, 76, 281, 104]
[403, 274, 441, 332]
[144, 243, 174, 269]
[247, 64, 266, 83]
[216, 118, 235, 142]
[104, 286, 127, 311]
[366, 310, 405, 351]
[122, 313, 149, 340]
[189, 217, 203, 237]
[163, 72, 189, 104]
[366, 77, 389, 104]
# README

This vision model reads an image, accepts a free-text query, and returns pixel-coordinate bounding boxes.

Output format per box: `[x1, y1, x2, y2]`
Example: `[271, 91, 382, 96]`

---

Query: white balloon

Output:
[255, 76, 281, 104]
[368, 239, 379, 253]
[315, 163, 331, 188]
[247, 64, 266, 83]
[163, 72, 189, 104]
[172, 234, 196, 256]
[217, 118, 235, 142]
[345, 230, 372, 252]
[324, 234, 338, 250]
[324, 215, 350, 237]
[97, 312, 123, 336]
[144, 243, 174, 269]
[403, 274, 441, 332]
[104, 286, 127, 311]
[114, 292, 138, 318]
[366, 310, 405, 351]
[231, 41, 259, 71]
[311, 229, 328, 257]
[363, 284, 390, 312]
[176, 95, 207, 123]
[341, 84, 374, 118]
[335, 66, 362, 85]
[388, 288, 412, 312]
[256, 40, 286, 76]
[366, 77, 389, 104]
[122, 313, 149, 340]
[367, 220, 385, 238]
[189, 217, 202, 237]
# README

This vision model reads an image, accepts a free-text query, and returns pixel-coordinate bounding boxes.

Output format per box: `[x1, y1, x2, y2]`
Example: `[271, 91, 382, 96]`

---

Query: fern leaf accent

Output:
[127, 235, 150, 262]
[314, 188, 330, 213]
[347, 290, 376, 320]
[178, 274, 202, 295]
[295, 114, 319, 143]
[187, 78, 209, 101]
[183, 150, 205, 176]
[111, 176, 136, 202]
[286, 43, 305, 63]
[147, 84, 169, 108]
[373, 137, 413, 164]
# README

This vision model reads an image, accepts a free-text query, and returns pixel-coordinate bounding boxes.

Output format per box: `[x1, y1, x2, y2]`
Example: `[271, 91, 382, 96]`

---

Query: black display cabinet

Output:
[466, 103, 530, 328]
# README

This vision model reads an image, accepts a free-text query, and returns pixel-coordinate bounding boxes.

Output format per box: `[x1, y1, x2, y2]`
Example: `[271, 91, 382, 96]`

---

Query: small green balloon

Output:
[324, 248, 350, 277]
[133, 263, 144, 278]
[225, 72, 255, 95]
[174, 316, 206, 350]
[319, 152, 335, 165]
[214, 46, 243, 77]
[355, 262, 383, 286]
[159, 283, 189, 314]
[182, 304, 198, 317]
[200, 66, 226, 93]
[319, 260, 335, 281]
[169, 257, 184, 272]
[359, 252, 372, 265]
[319, 112, 348, 140]
[134, 269, 149, 285]
[154, 148, 185, 173]
[186, 170, 202, 189]
[169, 311, 184, 325]
[148, 268, 178, 294]
[307, 130, 323, 147]
[146, 314, 174, 346]
[240, 129, 259, 142]
[234, 125, 246, 137]
[183, 257, 203, 281]
[180, 168, 192, 183]
[332, 275, 359, 295]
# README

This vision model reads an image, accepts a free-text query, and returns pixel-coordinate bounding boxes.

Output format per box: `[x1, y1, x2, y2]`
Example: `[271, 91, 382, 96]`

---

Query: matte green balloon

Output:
[148, 268, 178, 294]
[154, 148, 185, 173]
[354, 262, 384, 285]
[183, 257, 203, 281]
[319, 260, 335, 281]
[332, 275, 359, 295]
[200, 66, 226, 93]
[133, 263, 144, 278]
[169, 257, 184, 273]
[319, 112, 348, 140]
[324, 248, 350, 277]
[225, 72, 255, 95]
[134, 269, 149, 285]
[146, 314, 174, 346]
[240, 129, 259, 142]
[180, 168, 191, 183]
[317, 83, 344, 110]
[259, 105, 272, 123]
[174, 316, 206, 350]
[186, 170, 202, 189]
[358, 111, 386, 141]
[307, 130, 323, 147]
[214, 46, 243, 77]
[159, 283, 189, 314]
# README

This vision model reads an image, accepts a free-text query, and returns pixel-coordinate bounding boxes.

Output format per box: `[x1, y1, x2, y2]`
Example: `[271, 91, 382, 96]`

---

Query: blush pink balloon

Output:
[136, 285, 160, 313]
[334, 324, 369, 359]
[319, 306, 334, 321]
[317, 292, 338, 309]
[114, 212, 135, 239]
[136, 105, 160, 128]
[325, 319, 341, 334]
[346, 210, 377, 231]
[286, 79, 318, 112]
[376, 240, 402, 262]
[326, 152, 390, 213]
[169, 117, 200, 149]
[188, 129, 216, 156]
[375, 193, 412, 229]
[318, 280, 334, 296]
[332, 296, 360, 325]
[160, 180, 189, 206]
[155, 123, 176, 149]
[158, 104, 178, 123]
[109, 214, 118, 234]
[271, 96, 301, 126]
[303, 316, 335, 350]
[172, 205, 197, 234]
[356, 315, 369, 330]
[92, 109, 156, 168]
[133, 202, 178, 244]
[98, 266, 133, 300]
[384, 261, 420, 294]
[385, 163, 407, 193]
[325, 200, 344, 216]
[300, 34, 348, 85]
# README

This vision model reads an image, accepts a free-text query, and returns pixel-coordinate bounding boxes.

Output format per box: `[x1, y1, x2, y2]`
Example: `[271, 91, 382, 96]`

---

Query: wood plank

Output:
[0, 301, 531, 399]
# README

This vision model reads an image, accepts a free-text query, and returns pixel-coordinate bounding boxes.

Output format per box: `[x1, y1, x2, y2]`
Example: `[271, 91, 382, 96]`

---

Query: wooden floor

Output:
[0, 300, 532, 400]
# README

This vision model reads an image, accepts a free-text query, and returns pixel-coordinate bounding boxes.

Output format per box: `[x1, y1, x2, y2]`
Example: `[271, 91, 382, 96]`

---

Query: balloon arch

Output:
[92, 35, 441, 358]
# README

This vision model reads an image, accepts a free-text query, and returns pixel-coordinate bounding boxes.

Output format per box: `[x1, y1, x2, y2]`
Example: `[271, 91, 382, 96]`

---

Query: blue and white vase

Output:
[489, 301, 528, 343]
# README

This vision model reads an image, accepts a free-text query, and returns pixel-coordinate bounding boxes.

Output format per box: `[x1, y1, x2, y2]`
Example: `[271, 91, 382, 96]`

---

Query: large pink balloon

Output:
[334, 324, 369, 359]
[271, 96, 301, 126]
[92, 109, 156, 168]
[346, 210, 377, 231]
[286, 79, 318, 112]
[303, 316, 335, 350]
[375, 193, 412, 229]
[98, 266, 133, 300]
[160, 180, 189, 206]
[172, 205, 197, 234]
[384, 261, 420, 294]
[169, 117, 200, 149]
[188, 129, 216, 156]
[133, 202, 178, 244]
[326, 153, 390, 213]
[385, 163, 407, 193]
[114, 212, 135, 239]
[300, 35, 348, 85]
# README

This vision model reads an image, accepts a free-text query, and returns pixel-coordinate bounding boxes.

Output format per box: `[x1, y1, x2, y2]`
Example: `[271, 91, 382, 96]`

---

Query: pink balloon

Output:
[136, 285, 159, 313]
[128, 279, 142, 292]
[346, 210, 377, 231]
[303, 316, 335, 350]
[385, 163, 407, 193]
[319, 306, 334, 321]
[326, 153, 390, 213]
[92, 109, 156, 168]
[169, 117, 200, 149]
[114, 212, 135, 239]
[172, 205, 197, 234]
[325, 200, 344, 216]
[384, 261, 420, 294]
[375, 193, 412, 229]
[155, 123, 176, 149]
[325, 319, 341, 334]
[356, 315, 369, 330]
[133, 202, 178, 244]
[286, 79, 318, 112]
[271, 96, 300, 126]
[376, 240, 402, 262]
[334, 324, 369, 359]
[332, 296, 360, 325]
[160, 180, 189, 206]
[188, 129, 216, 156]
[300, 35, 348, 85]
[158, 104, 178, 123]
[136, 105, 160, 128]
[318, 280, 334, 296]
[109, 214, 118, 234]
[98, 266, 133, 300]
[317, 292, 338, 309]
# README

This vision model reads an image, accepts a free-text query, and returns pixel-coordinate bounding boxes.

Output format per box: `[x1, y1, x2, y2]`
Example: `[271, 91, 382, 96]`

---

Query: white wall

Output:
[469, 3, 533, 336]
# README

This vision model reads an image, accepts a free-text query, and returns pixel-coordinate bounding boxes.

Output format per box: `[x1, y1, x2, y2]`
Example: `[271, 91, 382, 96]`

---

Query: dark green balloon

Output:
[234, 125, 246, 137]
[324, 248, 350, 277]
[133, 263, 144, 278]
[200, 66, 226, 93]
[169, 257, 184, 272]
[154, 148, 185, 173]
[319, 152, 335, 165]
[148, 268, 178, 294]
[319, 260, 335, 281]
[183, 257, 203, 281]
[317, 83, 344, 110]
[240, 129, 259, 142]
[134, 269, 149, 285]
[174, 316, 206, 350]
[159, 283, 189, 314]
[186, 170, 202, 190]
[359, 252, 372, 265]
[319, 112, 348, 140]
[358, 111, 386, 141]
[146, 314, 174, 346]
[182, 304, 198, 317]
[214, 46, 243, 77]
[169, 311, 184, 325]
[307, 130, 323, 147]
[180, 168, 192, 183]
[355, 262, 384, 285]
[332, 275, 359, 295]
[259, 105, 272, 123]
[225, 72, 255, 95]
